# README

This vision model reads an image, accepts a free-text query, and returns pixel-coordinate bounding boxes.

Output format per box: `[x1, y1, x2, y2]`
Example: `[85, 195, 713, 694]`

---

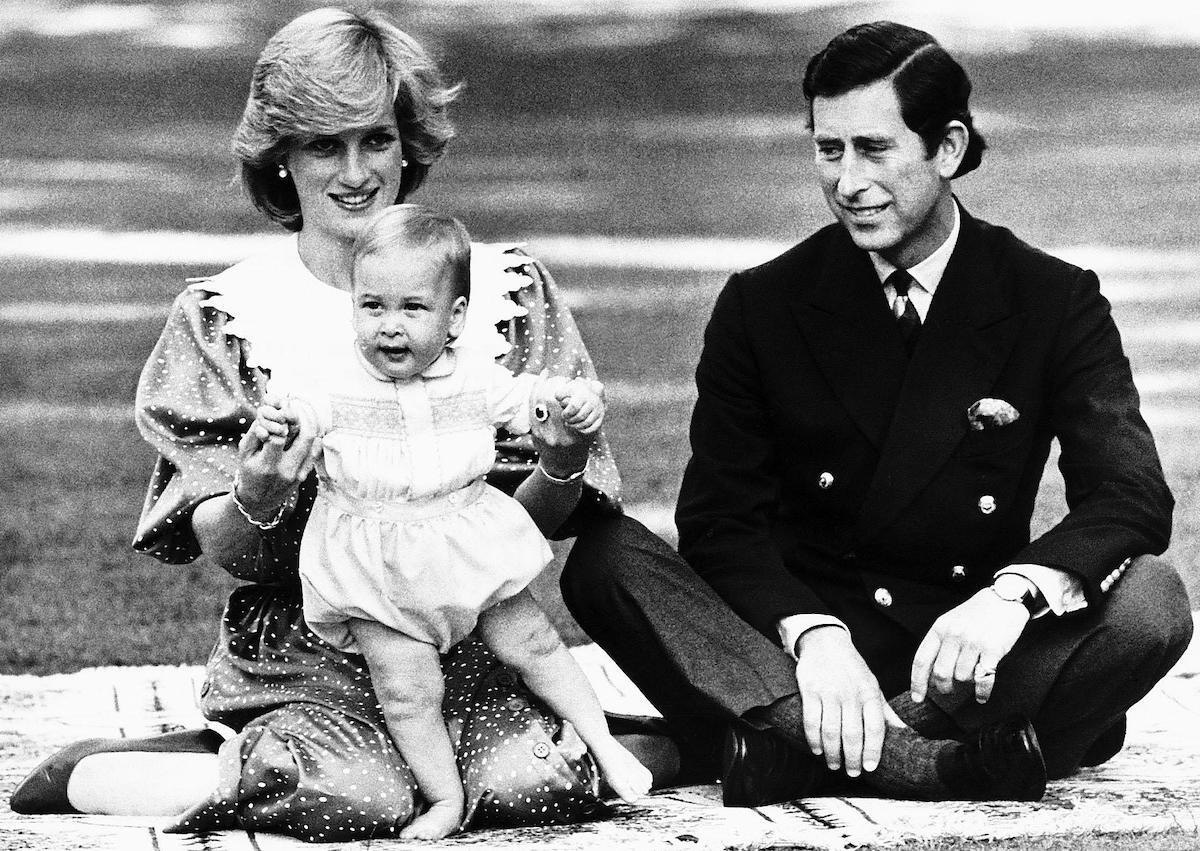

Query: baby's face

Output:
[352, 249, 466, 381]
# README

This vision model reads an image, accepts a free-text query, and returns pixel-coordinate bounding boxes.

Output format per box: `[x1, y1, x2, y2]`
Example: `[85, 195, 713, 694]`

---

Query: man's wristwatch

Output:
[989, 574, 1043, 617]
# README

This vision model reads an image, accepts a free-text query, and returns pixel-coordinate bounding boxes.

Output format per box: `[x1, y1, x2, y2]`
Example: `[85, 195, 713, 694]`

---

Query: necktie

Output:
[887, 268, 921, 354]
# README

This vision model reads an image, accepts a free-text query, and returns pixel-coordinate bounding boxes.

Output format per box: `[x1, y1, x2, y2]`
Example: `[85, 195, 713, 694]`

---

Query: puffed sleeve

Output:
[490, 252, 623, 533]
[485, 362, 538, 437]
[132, 289, 311, 578]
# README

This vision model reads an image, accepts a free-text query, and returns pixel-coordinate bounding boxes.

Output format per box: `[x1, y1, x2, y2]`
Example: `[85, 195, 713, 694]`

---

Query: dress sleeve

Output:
[490, 252, 623, 532]
[132, 289, 311, 577]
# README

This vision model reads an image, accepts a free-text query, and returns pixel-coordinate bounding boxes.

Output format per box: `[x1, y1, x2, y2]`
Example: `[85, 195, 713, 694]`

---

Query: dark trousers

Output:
[562, 515, 1193, 781]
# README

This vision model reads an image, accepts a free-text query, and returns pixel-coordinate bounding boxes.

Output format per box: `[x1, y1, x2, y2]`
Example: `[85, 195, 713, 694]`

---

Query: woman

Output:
[10, 7, 664, 841]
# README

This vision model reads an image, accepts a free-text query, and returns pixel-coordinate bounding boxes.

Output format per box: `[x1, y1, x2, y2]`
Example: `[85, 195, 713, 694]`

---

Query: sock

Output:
[752, 694, 962, 800]
[865, 724, 960, 800]
[888, 693, 964, 740]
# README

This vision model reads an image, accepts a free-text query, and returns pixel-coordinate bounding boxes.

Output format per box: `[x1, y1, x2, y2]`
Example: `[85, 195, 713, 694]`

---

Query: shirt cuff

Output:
[777, 614, 849, 661]
[996, 564, 1087, 617]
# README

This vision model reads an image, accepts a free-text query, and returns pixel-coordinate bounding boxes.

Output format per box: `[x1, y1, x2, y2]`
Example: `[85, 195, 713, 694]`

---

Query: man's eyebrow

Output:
[851, 134, 893, 146]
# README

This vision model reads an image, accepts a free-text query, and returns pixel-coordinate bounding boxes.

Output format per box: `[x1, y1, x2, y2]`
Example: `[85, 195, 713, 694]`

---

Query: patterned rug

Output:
[2, 630, 1198, 850]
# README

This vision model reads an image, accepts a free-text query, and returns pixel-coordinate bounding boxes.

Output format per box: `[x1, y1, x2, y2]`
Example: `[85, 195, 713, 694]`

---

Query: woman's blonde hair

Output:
[232, 7, 460, 231]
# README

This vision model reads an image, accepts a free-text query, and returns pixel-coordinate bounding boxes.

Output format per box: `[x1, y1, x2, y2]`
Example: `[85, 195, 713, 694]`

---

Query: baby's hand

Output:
[251, 397, 291, 447]
[555, 377, 605, 435]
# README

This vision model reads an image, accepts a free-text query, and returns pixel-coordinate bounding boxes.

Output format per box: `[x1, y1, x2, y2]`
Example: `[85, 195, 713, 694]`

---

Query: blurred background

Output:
[2, 0, 1199, 672]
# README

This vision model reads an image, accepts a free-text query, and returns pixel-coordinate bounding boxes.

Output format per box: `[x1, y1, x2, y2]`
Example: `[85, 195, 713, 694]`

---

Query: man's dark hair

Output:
[803, 21, 986, 178]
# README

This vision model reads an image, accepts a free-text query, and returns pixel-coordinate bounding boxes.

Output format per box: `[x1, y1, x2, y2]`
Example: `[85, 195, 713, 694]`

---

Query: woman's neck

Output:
[296, 228, 355, 291]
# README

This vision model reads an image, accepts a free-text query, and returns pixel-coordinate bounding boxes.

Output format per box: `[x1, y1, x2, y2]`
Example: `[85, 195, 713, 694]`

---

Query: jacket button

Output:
[843, 550, 857, 562]
[978, 495, 996, 514]
[951, 564, 966, 581]
[873, 587, 893, 607]
[818, 472, 834, 489]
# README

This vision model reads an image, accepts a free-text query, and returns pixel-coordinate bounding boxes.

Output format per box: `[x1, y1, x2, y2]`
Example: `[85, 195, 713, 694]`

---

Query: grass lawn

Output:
[1, 5, 1198, 847]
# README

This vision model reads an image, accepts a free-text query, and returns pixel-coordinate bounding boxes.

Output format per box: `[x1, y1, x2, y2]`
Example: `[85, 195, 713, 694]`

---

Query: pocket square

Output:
[967, 398, 1020, 431]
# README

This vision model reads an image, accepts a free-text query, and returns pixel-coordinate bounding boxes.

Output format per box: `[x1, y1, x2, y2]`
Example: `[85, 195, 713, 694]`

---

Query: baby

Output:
[253, 204, 650, 839]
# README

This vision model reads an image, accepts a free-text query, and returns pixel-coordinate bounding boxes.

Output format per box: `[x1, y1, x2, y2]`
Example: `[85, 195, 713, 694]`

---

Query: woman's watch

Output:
[989, 574, 1043, 616]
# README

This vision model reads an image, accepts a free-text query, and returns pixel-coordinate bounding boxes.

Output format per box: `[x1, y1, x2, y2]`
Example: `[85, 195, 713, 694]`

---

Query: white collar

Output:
[353, 344, 458, 383]
[189, 235, 536, 375]
[869, 199, 961, 295]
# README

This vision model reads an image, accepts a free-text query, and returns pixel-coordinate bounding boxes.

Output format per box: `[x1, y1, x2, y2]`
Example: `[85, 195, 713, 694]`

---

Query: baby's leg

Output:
[349, 619, 464, 840]
[477, 591, 652, 803]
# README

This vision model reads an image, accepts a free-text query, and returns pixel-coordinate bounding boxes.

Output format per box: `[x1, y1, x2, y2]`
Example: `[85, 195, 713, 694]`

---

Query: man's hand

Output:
[794, 626, 902, 776]
[910, 585, 1031, 705]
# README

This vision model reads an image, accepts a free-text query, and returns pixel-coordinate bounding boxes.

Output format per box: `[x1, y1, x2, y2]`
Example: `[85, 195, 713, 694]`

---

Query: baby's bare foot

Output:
[399, 799, 463, 841]
[592, 739, 653, 803]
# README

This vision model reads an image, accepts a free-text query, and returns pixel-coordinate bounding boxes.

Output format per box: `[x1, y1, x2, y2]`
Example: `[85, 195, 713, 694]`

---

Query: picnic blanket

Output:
[3, 628, 1199, 850]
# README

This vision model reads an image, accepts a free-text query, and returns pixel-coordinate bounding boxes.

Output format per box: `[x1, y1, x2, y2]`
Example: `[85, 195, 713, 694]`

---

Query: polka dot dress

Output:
[131, 245, 622, 841]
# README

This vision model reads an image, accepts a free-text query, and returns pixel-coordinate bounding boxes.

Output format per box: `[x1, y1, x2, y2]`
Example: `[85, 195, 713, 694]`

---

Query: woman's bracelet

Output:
[537, 461, 587, 486]
[231, 474, 296, 531]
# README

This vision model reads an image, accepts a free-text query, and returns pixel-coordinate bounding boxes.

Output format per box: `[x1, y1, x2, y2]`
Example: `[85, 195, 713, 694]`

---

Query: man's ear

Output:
[446, 295, 468, 341]
[937, 120, 969, 179]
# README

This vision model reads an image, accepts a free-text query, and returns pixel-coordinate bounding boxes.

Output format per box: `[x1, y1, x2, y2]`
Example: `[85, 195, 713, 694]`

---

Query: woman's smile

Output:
[329, 187, 381, 211]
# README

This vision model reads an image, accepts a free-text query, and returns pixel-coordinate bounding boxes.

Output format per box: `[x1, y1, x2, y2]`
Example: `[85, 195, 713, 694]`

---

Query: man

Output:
[563, 21, 1192, 804]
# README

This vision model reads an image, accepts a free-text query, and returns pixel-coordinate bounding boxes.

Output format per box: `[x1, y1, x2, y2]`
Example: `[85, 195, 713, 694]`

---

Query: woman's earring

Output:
[277, 164, 288, 179]
[401, 158, 409, 168]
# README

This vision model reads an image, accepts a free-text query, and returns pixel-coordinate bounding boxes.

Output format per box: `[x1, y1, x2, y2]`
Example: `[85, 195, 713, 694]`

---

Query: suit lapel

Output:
[789, 229, 909, 449]
[855, 210, 1026, 541]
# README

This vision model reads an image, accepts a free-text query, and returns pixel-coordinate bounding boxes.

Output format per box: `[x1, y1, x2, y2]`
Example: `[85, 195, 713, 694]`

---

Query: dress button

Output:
[978, 495, 996, 515]
[873, 587, 893, 607]
[532, 741, 552, 759]
[951, 564, 966, 581]
[818, 472, 834, 489]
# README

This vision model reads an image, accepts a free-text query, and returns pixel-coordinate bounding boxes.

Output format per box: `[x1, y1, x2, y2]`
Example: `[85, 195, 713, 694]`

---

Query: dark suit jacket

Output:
[676, 204, 1173, 665]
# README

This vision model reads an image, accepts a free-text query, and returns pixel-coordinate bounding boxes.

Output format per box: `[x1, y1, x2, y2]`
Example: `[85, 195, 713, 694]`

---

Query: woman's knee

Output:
[234, 706, 415, 840]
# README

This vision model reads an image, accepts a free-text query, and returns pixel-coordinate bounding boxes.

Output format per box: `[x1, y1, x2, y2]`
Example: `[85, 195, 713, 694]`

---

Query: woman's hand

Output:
[235, 395, 323, 518]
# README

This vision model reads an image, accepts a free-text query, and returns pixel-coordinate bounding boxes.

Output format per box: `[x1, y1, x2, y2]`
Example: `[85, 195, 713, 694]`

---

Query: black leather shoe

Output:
[954, 716, 1047, 802]
[10, 728, 225, 814]
[1079, 715, 1126, 768]
[720, 721, 823, 807]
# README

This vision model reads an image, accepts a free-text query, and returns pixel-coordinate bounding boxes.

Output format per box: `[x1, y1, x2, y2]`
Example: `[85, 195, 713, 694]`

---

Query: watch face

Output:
[991, 579, 1039, 614]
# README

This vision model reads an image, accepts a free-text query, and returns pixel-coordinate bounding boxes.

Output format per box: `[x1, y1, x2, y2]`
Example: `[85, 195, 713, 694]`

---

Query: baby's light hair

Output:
[233, 7, 461, 230]
[352, 204, 471, 302]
